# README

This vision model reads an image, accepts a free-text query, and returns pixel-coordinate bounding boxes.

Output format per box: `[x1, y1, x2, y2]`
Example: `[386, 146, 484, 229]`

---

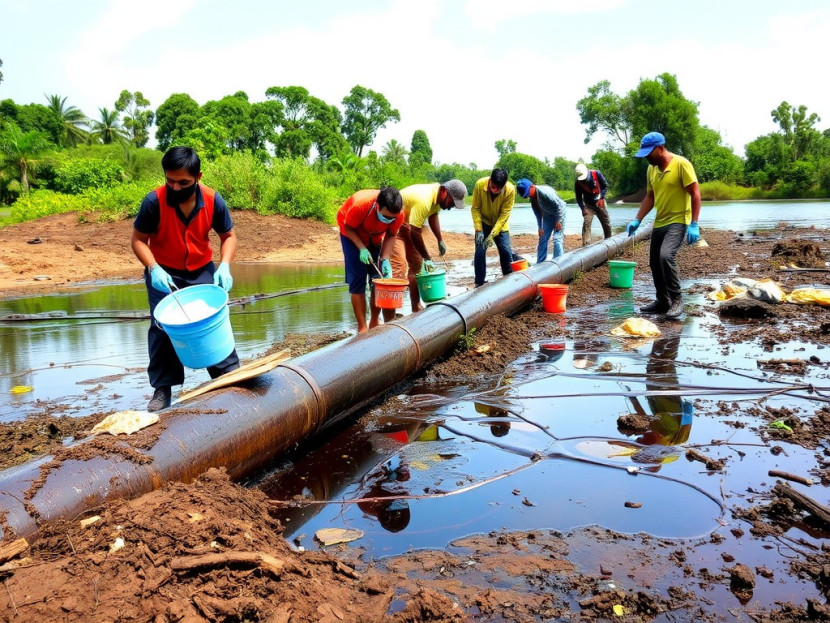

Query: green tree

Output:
[494, 139, 517, 158]
[692, 126, 743, 184]
[381, 139, 408, 166]
[3, 102, 63, 144]
[0, 122, 52, 192]
[627, 73, 699, 158]
[89, 108, 127, 144]
[179, 121, 230, 161]
[44, 94, 88, 147]
[576, 80, 631, 148]
[265, 86, 347, 161]
[744, 133, 789, 188]
[341, 85, 400, 156]
[771, 101, 822, 161]
[577, 73, 701, 193]
[410, 130, 433, 167]
[495, 151, 544, 183]
[115, 90, 154, 147]
[155, 93, 200, 151]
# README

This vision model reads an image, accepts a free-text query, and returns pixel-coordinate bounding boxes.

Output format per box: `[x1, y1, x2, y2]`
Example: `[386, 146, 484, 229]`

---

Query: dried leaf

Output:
[314, 528, 364, 546]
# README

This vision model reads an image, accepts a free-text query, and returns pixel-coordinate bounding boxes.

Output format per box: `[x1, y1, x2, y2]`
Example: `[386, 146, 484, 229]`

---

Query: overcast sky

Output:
[2, 0, 829, 168]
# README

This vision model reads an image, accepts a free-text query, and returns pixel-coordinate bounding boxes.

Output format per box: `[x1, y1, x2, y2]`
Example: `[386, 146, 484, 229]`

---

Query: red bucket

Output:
[373, 278, 408, 309]
[539, 284, 568, 313]
[511, 258, 529, 271]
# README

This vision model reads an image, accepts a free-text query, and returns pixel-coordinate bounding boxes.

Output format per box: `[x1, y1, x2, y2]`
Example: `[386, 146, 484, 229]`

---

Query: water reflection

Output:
[260, 411, 437, 536]
[630, 336, 694, 448]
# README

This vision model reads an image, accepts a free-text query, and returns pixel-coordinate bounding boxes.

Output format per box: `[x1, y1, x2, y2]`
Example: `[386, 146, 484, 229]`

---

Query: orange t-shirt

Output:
[336, 189, 403, 247]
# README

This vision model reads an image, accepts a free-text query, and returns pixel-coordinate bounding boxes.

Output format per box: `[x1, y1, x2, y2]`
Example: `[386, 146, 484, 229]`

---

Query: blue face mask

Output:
[376, 205, 395, 224]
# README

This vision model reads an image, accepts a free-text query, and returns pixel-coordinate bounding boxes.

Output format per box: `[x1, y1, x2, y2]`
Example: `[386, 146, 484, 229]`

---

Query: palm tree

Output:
[381, 139, 409, 166]
[89, 108, 127, 145]
[0, 123, 52, 192]
[45, 94, 88, 147]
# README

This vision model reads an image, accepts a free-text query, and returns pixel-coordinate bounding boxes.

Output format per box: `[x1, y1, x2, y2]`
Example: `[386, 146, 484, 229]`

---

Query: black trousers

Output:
[649, 223, 687, 305]
[145, 262, 239, 389]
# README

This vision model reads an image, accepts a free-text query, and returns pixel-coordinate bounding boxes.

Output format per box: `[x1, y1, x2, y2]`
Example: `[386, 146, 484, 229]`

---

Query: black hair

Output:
[490, 168, 508, 188]
[161, 146, 201, 176]
[377, 186, 402, 214]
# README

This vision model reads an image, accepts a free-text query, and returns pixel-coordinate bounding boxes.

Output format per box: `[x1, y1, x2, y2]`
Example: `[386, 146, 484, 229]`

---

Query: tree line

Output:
[0, 62, 828, 225]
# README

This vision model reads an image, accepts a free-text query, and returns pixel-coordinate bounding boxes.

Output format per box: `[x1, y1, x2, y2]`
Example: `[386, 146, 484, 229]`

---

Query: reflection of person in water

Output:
[357, 453, 412, 533]
[572, 338, 600, 370]
[474, 403, 512, 437]
[631, 336, 693, 446]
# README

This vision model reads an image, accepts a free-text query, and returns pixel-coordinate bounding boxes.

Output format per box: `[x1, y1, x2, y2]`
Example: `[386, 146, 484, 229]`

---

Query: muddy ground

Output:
[2, 214, 830, 621]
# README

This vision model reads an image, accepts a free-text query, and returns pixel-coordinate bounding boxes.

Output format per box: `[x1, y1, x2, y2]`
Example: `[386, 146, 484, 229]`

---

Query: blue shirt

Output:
[530, 185, 566, 227]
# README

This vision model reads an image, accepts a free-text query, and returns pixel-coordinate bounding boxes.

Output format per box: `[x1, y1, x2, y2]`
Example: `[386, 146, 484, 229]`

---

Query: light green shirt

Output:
[400, 183, 441, 229]
[471, 177, 515, 235]
[646, 154, 698, 228]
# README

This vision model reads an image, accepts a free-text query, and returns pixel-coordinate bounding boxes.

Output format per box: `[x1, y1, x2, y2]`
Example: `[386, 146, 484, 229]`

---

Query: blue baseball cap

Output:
[635, 132, 666, 158]
[516, 178, 533, 199]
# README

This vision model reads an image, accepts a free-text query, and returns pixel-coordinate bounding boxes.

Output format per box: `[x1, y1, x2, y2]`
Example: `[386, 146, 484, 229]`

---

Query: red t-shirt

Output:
[336, 189, 403, 247]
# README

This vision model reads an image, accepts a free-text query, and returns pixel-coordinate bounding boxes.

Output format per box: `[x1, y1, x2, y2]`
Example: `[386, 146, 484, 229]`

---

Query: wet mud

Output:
[2, 228, 830, 621]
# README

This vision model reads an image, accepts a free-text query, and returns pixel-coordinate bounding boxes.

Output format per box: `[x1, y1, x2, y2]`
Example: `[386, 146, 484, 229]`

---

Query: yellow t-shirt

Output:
[471, 177, 515, 235]
[646, 154, 698, 228]
[400, 183, 441, 229]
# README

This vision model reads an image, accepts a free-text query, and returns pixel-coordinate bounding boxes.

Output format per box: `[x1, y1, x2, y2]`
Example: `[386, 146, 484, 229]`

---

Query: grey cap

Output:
[441, 179, 467, 209]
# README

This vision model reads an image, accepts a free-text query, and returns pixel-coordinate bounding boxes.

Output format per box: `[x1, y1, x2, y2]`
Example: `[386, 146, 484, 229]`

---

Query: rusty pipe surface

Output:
[0, 227, 651, 540]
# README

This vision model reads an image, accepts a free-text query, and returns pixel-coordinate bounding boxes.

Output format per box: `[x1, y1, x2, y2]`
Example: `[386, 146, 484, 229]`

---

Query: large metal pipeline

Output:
[0, 226, 652, 540]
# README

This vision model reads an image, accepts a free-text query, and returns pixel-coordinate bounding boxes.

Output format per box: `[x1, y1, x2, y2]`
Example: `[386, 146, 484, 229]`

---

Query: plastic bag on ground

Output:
[785, 288, 830, 307]
[748, 278, 786, 304]
[91, 410, 159, 435]
[610, 317, 662, 338]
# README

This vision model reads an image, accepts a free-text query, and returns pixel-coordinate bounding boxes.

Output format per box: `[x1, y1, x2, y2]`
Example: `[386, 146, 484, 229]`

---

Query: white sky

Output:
[2, 0, 829, 168]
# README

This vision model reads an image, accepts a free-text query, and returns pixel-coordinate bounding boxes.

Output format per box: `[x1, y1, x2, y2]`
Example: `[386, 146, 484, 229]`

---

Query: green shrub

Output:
[261, 158, 339, 223]
[201, 151, 268, 210]
[53, 158, 124, 194]
[82, 181, 149, 221]
[8, 190, 85, 222]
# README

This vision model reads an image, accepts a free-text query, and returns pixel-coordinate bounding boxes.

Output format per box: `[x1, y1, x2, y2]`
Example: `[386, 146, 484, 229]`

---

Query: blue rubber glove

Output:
[213, 262, 233, 292]
[438, 240, 447, 256]
[475, 231, 484, 248]
[483, 235, 494, 250]
[359, 248, 372, 264]
[687, 222, 700, 245]
[380, 259, 392, 278]
[626, 219, 640, 237]
[422, 259, 435, 273]
[680, 399, 694, 425]
[149, 265, 174, 293]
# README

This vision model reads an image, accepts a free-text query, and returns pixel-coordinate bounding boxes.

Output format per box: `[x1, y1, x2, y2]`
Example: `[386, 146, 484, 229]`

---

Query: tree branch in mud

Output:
[773, 482, 830, 527]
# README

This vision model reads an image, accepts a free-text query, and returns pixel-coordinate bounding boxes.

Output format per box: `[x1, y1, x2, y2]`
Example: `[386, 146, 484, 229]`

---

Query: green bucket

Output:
[416, 269, 447, 302]
[608, 260, 637, 289]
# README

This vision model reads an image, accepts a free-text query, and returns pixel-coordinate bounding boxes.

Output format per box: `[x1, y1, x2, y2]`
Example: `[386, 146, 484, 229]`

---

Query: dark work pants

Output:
[649, 223, 687, 305]
[474, 223, 513, 286]
[145, 262, 240, 389]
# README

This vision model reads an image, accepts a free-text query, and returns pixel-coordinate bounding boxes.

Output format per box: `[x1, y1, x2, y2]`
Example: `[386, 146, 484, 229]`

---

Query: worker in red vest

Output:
[131, 146, 240, 412]
[574, 163, 612, 246]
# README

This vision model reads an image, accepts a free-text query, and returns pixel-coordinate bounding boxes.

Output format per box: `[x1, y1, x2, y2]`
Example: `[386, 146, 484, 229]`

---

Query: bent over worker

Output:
[472, 168, 516, 287]
[337, 187, 404, 333]
[131, 146, 240, 413]
[516, 178, 567, 262]
[391, 179, 467, 311]
[574, 163, 612, 246]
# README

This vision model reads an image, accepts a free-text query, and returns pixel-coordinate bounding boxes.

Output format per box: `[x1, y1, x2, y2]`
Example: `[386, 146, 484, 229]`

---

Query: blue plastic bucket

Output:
[152, 284, 234, 369]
